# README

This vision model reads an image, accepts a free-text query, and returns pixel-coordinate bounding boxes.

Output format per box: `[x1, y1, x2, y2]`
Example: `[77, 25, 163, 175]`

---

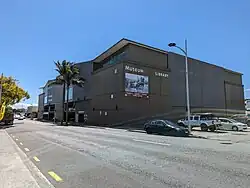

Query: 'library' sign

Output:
[155, 72, 168, 78]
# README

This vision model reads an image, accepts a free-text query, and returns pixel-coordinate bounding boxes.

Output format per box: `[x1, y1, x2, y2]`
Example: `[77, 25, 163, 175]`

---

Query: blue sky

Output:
[0, 0, 250, 104]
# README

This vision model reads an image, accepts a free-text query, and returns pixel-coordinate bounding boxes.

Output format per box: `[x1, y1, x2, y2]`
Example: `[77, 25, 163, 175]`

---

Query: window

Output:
[156, 121, 165, 127]
[185, 116, 193, 120]
[65, 87, 73, 101]
[150, 121, 156, 125]
[44, 96, 48, 104]
[106, 51, 126, 65]
[220, 119, 227, 123]
[194, 116, 199, 120]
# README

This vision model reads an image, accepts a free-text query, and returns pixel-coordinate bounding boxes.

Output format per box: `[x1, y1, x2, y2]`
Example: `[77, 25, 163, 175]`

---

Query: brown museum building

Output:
[38, 38, 245, 125]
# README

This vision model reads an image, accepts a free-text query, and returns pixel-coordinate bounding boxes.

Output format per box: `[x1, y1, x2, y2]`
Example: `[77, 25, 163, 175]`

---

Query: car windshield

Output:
[229, 119, 240, 123]
[164, 120, 182, 129]
[200, 114, 218, 120]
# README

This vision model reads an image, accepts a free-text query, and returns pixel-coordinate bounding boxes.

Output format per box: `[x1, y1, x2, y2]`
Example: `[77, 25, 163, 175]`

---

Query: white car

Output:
[218, 118, 248, 131]
[14, 114, 21, 119]
[18, 116, 25, 120]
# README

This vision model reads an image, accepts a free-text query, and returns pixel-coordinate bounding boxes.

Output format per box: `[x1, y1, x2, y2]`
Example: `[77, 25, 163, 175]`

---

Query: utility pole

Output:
[168, 40, 191, 133]
[0, 73, 3, 104]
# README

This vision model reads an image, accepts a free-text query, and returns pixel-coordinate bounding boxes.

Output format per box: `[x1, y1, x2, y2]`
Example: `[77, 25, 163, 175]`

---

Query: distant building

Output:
[26, 105, 38, 118]
[38, 79, 64, 121]
[246, 99, 250, 111]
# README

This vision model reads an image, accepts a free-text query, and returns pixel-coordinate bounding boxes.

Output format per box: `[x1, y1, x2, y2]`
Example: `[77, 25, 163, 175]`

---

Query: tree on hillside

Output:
[0, 76, 30, 106]
[49, 60, 85, 125]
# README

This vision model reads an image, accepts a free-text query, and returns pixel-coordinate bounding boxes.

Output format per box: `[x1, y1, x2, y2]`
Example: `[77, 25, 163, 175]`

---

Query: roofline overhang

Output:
[93, 38, 168, 63]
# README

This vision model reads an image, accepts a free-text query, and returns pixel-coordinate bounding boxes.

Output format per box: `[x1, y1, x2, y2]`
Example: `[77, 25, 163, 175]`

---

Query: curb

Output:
[189, 134, 208, 139]
[5, 130, 55, 188]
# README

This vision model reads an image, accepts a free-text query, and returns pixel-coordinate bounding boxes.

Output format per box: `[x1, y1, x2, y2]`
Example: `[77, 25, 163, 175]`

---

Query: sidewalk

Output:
[192, 128, 250, 143]
[0, 130, 40, 188]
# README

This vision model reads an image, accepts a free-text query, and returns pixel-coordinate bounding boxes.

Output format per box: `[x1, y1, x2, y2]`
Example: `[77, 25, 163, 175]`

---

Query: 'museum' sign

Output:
[124, 65, 144, 73]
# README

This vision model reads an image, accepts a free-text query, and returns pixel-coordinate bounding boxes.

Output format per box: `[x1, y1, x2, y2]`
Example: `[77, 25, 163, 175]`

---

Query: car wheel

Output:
[232, 126, 238, 131]
[209, 125, 216, 132]
[200, 123, 208, 131]
[247, 120, 250, 127]
[146, 128, 152, 134]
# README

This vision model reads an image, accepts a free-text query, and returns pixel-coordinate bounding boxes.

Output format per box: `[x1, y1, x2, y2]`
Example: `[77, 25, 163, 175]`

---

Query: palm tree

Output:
[50, 60, 85, 125]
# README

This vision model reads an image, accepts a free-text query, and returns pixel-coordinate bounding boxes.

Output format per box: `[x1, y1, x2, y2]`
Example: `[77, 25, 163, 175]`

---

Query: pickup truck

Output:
[177, 113, 221, 132]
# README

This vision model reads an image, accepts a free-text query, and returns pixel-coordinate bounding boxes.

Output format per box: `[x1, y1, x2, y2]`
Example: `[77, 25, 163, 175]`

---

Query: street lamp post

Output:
[0, 73, 3, 104]
[168, 39, 191, 133]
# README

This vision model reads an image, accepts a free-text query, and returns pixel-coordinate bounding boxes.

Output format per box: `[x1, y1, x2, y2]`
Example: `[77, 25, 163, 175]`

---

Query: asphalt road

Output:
[5, 120, 250, 188]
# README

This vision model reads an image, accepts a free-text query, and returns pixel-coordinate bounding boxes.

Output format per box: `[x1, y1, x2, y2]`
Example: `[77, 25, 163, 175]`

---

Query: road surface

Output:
[5, 120, 250, 188]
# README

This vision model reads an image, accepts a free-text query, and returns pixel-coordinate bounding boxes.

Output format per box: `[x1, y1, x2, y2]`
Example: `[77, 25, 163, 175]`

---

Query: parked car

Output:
[18, 116, 25, 120]
[0, 111, 14, 126]
[14, 114, 21, 119]
[218, 117, 247, 131]
[144, 119, 190, 137]
[230, 114, 250, 126]
[177, 113, 221, 132]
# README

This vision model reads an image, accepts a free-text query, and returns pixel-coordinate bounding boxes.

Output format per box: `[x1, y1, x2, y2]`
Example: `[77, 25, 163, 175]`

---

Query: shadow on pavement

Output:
[128, 129, 207, 139]
[80, 125, 106, 129]
[0, 125, 14, 129]
[14, 122, 24, 125]
[192, 129, 228, 134]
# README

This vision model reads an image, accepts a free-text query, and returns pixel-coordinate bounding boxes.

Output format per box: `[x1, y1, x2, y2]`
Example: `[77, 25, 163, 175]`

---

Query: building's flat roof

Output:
[93, 38, 167, 63]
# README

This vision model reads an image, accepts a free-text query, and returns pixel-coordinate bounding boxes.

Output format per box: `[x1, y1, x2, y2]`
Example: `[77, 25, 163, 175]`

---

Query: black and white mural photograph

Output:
[125, 73, 149, 94]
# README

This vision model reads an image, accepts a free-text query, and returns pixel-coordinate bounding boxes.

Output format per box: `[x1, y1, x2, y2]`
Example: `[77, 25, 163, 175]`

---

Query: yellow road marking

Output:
[24, 148, 30, 151]
[33, 156, 40, 162]
[20, 142, 23, 145]
[48, 171, 63, 182]
[15, 138, 18, 141]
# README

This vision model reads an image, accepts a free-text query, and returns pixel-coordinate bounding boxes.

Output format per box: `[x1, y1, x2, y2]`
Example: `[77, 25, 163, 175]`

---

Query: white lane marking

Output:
[133, 139, 171, 146]
[84, 141, 106, 148]
[13, 135, 15, 138]
[24, 148, 30, 151]
[20, 142, 23, 145]
[16, 138, 18, 141]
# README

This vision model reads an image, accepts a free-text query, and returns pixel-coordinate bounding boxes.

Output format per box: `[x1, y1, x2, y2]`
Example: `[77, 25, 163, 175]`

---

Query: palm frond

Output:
[53, 60, 85, 88]
[71, 77, 85, 87]
[47, 76, 64, 87]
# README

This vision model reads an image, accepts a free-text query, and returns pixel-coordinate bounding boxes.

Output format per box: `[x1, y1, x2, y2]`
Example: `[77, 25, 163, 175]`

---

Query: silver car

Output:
[218, 118, 248, 131]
